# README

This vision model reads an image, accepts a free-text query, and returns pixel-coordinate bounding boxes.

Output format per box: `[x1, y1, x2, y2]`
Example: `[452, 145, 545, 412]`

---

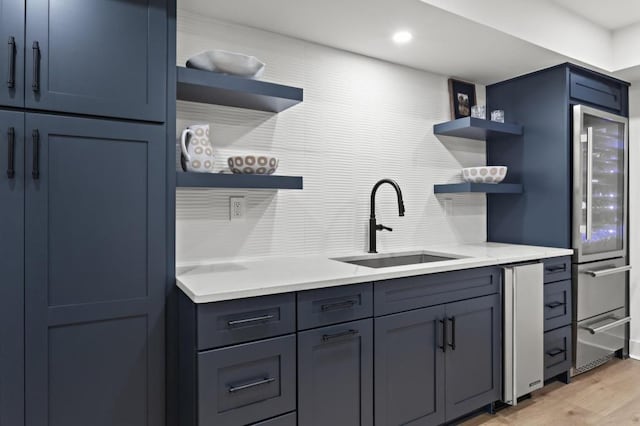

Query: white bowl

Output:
[228, 155, 279, 175]
[186, 50, 266, 78]
[462, 166, 507, 183]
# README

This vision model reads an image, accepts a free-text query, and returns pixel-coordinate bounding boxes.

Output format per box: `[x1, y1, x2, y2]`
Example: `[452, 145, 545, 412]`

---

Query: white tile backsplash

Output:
[176, 10, 487, 266]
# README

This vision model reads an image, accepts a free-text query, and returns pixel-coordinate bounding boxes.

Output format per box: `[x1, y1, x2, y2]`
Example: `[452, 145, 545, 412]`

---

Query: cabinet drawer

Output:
[374, 267, 500, 316]
[198, 335, 296, 426]
[543, 325, 572, 381]
[251, 412, 296, 426]
[297, 283, 372, 330]
[197, 293, 295, 350]
[544, 280, 572, 331]
[570, 72, 622, 112]
[542, 256, 571, 283]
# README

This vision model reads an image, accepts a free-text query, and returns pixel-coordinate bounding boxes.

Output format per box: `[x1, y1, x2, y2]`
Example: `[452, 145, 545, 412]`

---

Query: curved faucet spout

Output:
[369, 179, 405, 253]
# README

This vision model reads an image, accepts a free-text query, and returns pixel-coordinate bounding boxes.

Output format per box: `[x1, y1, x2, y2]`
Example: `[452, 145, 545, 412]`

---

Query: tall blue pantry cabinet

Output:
[0, 1, 170, 425]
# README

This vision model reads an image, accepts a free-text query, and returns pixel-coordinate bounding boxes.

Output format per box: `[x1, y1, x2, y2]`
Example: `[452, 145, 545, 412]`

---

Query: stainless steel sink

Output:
[334, 251, 464, 269]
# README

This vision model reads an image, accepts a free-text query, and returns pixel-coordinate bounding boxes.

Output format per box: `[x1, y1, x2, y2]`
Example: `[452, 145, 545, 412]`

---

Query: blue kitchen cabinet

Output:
[24, 113, 166, 426]
[298, 319, 374, 426]
[444, 294, 501, 422]
[375, 305, 446, 426]
[0, 109, 24, 426]
[0, 0, 25, 108]
[374, 293, 500, 426]
[25, 0, 167, 122]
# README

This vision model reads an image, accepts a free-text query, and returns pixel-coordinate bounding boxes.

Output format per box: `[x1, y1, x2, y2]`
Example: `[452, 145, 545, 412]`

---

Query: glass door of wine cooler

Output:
[572, 105, 628, 263]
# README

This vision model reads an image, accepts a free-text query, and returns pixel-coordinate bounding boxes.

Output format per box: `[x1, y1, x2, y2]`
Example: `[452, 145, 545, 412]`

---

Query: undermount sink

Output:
[334, 251, 464, 269]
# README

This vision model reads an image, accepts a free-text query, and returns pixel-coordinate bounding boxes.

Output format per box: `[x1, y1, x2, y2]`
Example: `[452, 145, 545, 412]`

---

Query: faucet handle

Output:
[376, 224, 393, 232]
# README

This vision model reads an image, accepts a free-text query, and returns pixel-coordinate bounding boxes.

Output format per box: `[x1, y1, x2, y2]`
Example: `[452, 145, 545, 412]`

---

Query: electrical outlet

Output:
[229, 196, 246, 221]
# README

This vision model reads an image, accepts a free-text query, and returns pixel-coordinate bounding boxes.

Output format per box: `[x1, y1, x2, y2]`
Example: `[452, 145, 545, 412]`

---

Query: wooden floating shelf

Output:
[176, 172, 303, 190]
[434, 183, 523, 194]
[433, 117, 523, 140]
[176, 66, 303, 112]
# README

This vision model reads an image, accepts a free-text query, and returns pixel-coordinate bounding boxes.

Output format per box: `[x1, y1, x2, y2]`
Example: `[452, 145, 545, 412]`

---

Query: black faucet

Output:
[369, 179, 405, 253]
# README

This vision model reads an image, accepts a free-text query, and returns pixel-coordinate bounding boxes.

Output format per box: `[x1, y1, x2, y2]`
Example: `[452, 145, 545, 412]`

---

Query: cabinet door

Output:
[375, 306, 445, 426]
[444, 294, 501, 422]
[0, 0, 24, 107]
[25, 0, 166, 122]
[24, 113, 166, 426]
[0, 110, 24, 426]
[298, 319, 373, 426]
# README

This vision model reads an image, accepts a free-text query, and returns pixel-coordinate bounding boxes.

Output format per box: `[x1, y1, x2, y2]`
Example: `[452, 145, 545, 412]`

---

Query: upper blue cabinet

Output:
[0, 0, 25, 108]
[0, 0, 168, 122]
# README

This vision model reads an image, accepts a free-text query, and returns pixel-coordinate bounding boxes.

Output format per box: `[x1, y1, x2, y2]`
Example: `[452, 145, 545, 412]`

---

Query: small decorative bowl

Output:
[462, 166, 507, 183]
[228, 155, 279, 175]
[186, 50, 266, 78]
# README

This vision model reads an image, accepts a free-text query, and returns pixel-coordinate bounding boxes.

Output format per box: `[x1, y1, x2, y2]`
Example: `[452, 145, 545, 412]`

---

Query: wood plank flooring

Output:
[462, 358, 640, 425]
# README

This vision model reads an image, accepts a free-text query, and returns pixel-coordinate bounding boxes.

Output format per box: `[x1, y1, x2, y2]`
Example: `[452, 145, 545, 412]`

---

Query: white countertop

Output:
[176, 242, 573, 303]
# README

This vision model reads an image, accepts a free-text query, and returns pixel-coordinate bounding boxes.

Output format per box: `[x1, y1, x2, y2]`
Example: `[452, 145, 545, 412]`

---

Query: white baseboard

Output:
[630, 339, 640, 360]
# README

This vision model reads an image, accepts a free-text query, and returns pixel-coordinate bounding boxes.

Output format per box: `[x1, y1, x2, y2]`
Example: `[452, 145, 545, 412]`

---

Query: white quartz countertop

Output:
[176, 242, 573, 303]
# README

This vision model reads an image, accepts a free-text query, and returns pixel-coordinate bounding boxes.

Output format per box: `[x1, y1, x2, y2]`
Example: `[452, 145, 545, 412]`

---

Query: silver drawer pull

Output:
[585, 265, 632, 278]
[227, 314, 275, 327]
[582, 316, 631, 335]
[228, 377, 275, 393]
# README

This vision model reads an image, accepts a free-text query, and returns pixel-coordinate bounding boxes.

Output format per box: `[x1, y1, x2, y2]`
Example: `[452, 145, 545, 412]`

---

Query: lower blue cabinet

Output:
[374, 294, 501, 426]
[298, 319, 373, 426]
[198, 335, 296, 425]
[444, 294, 501, 421]
[375, 305, 446, 426]
[181, 268, 503, 426]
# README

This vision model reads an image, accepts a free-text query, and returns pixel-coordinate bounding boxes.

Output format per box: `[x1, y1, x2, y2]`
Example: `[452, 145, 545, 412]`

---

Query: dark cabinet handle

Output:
[227, 314, 274, 327]
[7, 127, 15, 179]
[439, 319, 447, 353]
[448, 317, 456, 350]
[320, 299, 357, 312]
[322, 329, 358, 342]
[546, 348, 566, 357]
[545, 301, 566, 309]
[545, 265, 566, 273]
[228, 377, 275, 393]
[7, 36, 15, 88]
[32, 41, 40, 92]
[32, 130, 39, 180]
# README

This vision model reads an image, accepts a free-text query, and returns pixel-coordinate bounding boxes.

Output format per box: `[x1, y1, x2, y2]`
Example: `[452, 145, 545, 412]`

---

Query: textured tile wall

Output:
[176, 10, 487, 266]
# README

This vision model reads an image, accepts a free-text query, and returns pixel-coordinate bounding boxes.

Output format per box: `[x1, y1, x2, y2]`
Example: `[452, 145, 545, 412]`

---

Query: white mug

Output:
[181, 123, 215, 173]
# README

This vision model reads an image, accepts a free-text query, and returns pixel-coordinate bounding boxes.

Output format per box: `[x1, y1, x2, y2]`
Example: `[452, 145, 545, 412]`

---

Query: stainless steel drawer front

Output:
[575, 258, 628, 322]
[575, 307, 628, 373]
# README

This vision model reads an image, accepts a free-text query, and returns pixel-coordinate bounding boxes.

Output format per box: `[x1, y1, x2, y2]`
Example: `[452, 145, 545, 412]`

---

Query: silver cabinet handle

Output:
[585, 265, 632, 278]
[582, 316, 631, 335]
[227, 314, 274, 327]
[228, 377, 275, 393]
[586, 126, 593, 241]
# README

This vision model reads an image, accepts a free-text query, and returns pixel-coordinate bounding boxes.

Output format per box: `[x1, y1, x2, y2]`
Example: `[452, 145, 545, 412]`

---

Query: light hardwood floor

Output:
[462, 358, 640, 425]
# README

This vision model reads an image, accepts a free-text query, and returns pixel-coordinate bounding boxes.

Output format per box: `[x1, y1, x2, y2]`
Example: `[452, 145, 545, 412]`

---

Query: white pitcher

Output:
[181, 123, 215, 173]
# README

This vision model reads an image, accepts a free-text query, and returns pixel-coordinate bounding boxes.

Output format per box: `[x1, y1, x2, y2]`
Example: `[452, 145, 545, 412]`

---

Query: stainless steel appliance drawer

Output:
[575, 307, 630, 373]
[574, 258, 629, 321]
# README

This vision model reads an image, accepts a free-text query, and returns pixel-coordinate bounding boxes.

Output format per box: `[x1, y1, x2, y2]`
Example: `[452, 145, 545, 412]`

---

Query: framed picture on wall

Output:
[448, 78, 477, 119]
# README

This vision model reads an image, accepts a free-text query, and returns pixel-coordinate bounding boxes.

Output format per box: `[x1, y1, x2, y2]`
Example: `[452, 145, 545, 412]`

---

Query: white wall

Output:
[629, 84, 640, 359]
[175, 11, 487, 266]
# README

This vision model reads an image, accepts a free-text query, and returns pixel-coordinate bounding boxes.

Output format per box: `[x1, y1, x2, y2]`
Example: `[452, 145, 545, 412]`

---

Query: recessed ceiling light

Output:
[392, 31, 413, 44]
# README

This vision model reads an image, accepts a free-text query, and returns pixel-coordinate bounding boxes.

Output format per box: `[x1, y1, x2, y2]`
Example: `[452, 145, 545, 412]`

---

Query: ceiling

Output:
[180, 0, 640, 84]
[552, 0, 640, 30]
